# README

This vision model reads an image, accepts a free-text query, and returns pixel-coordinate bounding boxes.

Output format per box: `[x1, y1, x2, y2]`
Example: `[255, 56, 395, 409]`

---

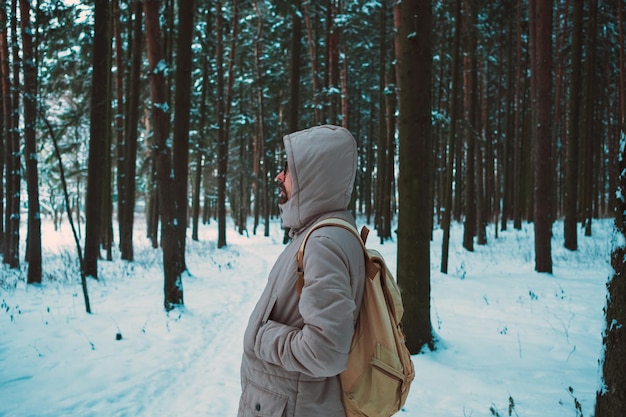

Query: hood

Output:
[279, 125, 357, 232]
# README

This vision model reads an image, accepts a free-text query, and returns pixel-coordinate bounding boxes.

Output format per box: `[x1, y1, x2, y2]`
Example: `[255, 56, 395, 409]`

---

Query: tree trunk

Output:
[172, 0, 195, 268]
[531, 0, 553, 273]
[3, 0, 20, 268]
[463, 4, 477, 251]
[397, 0, 434, 354]
[216, 0, 239, 248]
[376, 0, 389, 242]
[476, 59, 487, 246]
[252, 0, 266, 235]
[144, 0, 184, 310]
[512, 0, 524, 230]
[441, 0, 462, 274]
[84, 0, 111, 278]
[120, 0, 143, 260]
[564, 0, 583, 251]
[192, 16, 211, 242]
[20, 0, 42, 283]
[0, 0, 6, 254]
[113, 0, 126, 255]
[288, 1, 301, 133]
[581, 0, 597, 237]
[302, 0, 321, 124]
[0, 0, 10, 259]
[501, 8, 515, 232]
[595, 76, 626, 417]
[102, 44, 114, 263]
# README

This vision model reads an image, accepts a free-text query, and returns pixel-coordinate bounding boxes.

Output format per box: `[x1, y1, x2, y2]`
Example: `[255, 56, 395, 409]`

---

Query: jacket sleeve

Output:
[254, 233, 359, 378]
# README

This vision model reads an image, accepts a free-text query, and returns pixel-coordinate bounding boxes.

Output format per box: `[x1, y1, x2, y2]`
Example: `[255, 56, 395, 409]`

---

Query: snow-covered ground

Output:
[0, 215, 613, 417]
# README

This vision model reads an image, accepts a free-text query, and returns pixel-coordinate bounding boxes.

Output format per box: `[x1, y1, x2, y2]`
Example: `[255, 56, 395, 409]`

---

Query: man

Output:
[238, 125, 366, 417]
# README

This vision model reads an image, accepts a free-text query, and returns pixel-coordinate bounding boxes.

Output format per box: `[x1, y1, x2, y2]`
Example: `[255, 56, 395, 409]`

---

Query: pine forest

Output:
[0, 0, 625, 413]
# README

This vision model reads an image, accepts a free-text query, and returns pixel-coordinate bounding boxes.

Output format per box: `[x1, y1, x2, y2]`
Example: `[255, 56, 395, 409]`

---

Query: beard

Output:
[278, 183, 288, 204]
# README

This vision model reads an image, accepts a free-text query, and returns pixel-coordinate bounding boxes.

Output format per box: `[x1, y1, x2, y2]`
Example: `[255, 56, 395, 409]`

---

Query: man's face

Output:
[275, 161, 292, 204]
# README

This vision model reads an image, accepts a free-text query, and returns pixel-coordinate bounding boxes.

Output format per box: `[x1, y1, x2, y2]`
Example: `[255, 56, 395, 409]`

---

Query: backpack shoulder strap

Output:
[296, 218, 367, 296]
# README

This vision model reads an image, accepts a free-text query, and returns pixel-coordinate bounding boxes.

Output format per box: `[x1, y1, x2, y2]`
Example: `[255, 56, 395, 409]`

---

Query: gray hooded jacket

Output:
[237, 125, 366, 417]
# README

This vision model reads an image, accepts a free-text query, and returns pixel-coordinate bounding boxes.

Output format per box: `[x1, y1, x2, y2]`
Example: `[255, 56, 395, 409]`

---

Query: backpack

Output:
[296, 218, 415, 417]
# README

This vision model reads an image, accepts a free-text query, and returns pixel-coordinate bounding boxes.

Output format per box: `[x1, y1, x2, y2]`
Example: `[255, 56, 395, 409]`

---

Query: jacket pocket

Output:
[260, 294, 277, 326]
[240, 379, 288, 417]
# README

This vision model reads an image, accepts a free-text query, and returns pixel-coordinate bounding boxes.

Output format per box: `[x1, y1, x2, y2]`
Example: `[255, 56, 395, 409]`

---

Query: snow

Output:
[0, 215, 613, 417]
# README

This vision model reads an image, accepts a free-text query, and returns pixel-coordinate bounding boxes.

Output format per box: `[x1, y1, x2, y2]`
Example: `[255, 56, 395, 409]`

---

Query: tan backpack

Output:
[297, 218, 415, 417]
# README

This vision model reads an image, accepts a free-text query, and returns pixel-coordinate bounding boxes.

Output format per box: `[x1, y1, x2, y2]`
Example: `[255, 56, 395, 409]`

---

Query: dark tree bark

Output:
[217, 0, 239, 248]
[120, 0, 143, 260]
[216, 0, 227, 248]
[144, 0, 184, 310]
[20, 0, 42, 283]
[303, 0, 321, 124]
[595, 61, 626, 415]
[501, 5, 516, 232]
[102, 73, 113, 262]
[531, 0, 553, 273]
[252, 0, 267, 236]
[84, 0, 111, 278]
[113, 0, 126, 255]
[441, 0, 462, 274]
[192, 11, 211, 242]
[3, 0, 20, 268]
[512, 0, 524, 230]
[0, 0, 11, 257]
[288, 1, 301, 134]
[462, 2, 477, 252]
[476, 60, 487, 246]
[581, 0, 598, 237]
[564, 0, 583, 251]
[172, 0, 195, 267]
[281, 0, 300, 244]
[376, 0, 390, 242]
[397, 0, 434, 354]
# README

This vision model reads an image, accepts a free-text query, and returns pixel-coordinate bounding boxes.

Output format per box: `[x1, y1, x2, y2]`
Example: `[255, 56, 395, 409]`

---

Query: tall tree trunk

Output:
[581, 0, 597, 237]
[215, 0, 226, 247]
[440, 0, 462, 274]
[397, 0, 434, 354]
[172, 0, 195, 269]
[327, 0, 339, 124]
[288, 1, 301, 133]
[365, 102, 374, 224]
[20, 0, 41, 282]
[4, 0, 20, 268]
[564, 0, 583, 251]
[144, 0, 184, 310]
[610, 0, 625, 222]
[463, 7, 477, 251]
[252, 0, 266, 235]
[531, 0, 553, 273]
[376, 0, 389, 241]
[120, 0, 143, 260]
[0, 0, 11, 258]
[302, 0, 321, 124]
[84, 0, 111, 278]
[501, 7, 515, 232]
[192, 16, 211, 242]
[476, 59, 487, 245]
[216, 0, 239, 248]
[512, 0, 524, 230]
[113, 0, 126, 256]
[102, 36, 114, 263]
[595, 75, 626, 417]
[282, 0, 300, 244]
